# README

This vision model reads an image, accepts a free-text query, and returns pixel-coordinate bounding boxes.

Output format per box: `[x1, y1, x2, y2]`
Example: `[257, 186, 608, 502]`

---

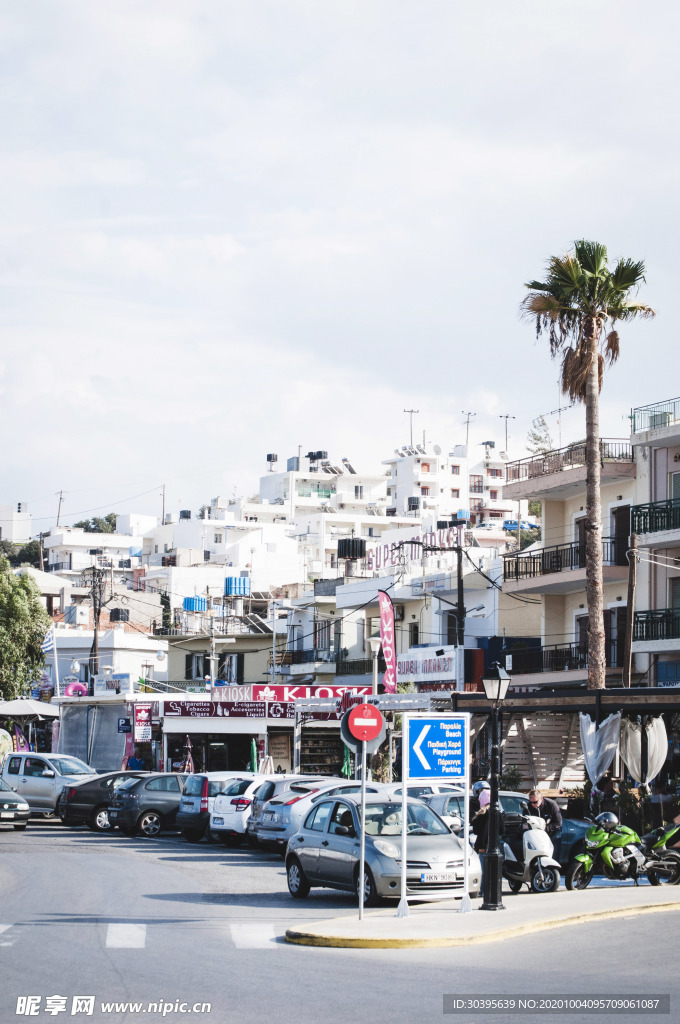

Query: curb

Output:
[285, 899, 680, 949]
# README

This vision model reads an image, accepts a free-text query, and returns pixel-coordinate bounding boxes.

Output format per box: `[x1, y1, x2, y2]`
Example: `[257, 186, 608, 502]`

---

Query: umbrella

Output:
[0, 698, 59, 719]
[341, 744, 352, 778]
[250, 738, 258, 773]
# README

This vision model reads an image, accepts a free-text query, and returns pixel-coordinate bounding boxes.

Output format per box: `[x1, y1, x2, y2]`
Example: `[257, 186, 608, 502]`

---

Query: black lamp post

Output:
[480, 662, 510, 911]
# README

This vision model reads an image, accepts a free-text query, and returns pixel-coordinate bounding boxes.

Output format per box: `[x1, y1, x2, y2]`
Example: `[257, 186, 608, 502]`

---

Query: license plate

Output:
[0, 812, 14, 818]
[213, 817, 223, 826]
[420, 871, 459, 883]
[109, 811, 118, 818]
[263, 812, 275, 822]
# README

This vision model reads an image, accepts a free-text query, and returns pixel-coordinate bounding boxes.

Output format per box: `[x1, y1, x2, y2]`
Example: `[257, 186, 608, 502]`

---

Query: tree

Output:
[16, 540, 43, 570]
[526, 415, 554, 455]
[522, 240, 655, 689]
[72, 513, 117, 533]
[0, 556, 51, 700]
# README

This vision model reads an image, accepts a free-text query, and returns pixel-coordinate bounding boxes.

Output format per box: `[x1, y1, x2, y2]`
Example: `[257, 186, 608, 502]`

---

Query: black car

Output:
[108, 773, 188, 837]
[57, 771, 150, 832]
[0, 777, 31, 830]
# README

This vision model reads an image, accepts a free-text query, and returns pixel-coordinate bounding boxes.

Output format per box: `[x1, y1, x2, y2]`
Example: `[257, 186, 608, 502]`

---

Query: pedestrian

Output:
[470, 779, 490, 819]
[524, 789, 562, 836]
[127, 749, 146, 770]
[472, 789, 490, 892]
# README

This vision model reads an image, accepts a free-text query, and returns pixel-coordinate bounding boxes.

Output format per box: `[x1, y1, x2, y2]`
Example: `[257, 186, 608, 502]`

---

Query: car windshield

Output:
[364, 802, 450, 837]
[224, 779, 252, 796]
[48, 757, 92, 775]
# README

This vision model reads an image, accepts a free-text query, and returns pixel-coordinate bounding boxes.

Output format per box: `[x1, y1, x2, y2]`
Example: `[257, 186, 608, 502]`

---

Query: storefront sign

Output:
[397, 650, 457, 684]
[163, 700, 295, 721]
[366, 525, 461, 571]
[252, 684, 371, 702]
[134, 703, 152, 742]
[268, 734, 291, 772]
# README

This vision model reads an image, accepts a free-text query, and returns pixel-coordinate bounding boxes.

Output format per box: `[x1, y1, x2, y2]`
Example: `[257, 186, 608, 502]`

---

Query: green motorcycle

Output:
[565, 812, 680, 890]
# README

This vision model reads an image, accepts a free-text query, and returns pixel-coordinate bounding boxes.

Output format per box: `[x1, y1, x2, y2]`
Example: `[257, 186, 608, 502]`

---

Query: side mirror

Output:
[335, 825, 352, 836]
[448, 816, 462, 833]
[42, 770, 55, 778]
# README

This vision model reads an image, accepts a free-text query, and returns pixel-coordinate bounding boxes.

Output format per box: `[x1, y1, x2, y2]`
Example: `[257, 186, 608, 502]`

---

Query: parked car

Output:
[503, 520, 540, 532]
[0, 753, 96, 815]
[0, 777, 31, 830]
[108, 773, 188, 837]
[255, 778, 385, 854]
[285, 795, 482, 905]
[210, 776, 269, 845]
[384, 781, 465, 800]
[417, 790, 467, 830]
[246, 775, 327, 846]
[176, 771, 254, 843]
[57, 771, 150, 832]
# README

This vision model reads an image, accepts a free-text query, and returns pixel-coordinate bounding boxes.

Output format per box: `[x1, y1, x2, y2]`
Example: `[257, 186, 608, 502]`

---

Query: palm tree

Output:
[522, 240, 654, 689]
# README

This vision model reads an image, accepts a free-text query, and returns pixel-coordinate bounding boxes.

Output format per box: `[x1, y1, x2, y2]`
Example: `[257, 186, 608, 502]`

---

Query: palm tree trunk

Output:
[584, 321, 606, 689]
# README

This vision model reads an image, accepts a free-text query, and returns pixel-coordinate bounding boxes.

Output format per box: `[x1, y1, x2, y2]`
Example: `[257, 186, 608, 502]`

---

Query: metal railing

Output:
[503, 538, 625, 581]
[505, 439, 633, 483]
[632, 498, 680, 535]
[632, 397, 680, 434]
[336, 655, 386, 676]
[511, 639, 620, 673]
[634, 609, 680, 642]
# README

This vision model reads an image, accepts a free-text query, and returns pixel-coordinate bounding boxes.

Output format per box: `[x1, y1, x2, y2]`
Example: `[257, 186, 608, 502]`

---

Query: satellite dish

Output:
[433, 444, 441, 455]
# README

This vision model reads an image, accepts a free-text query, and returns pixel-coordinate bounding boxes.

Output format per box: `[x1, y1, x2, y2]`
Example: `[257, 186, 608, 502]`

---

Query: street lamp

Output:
[480, 662, 510, 911]
[368, 636, 382, 695]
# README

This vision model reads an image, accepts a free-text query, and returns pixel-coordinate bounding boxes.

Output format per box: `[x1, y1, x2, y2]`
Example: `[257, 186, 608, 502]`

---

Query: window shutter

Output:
[185, 654, 193, 680]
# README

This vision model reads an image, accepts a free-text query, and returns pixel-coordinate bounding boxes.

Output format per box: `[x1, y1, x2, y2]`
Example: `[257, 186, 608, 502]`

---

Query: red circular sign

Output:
[347, 703, 384, 742]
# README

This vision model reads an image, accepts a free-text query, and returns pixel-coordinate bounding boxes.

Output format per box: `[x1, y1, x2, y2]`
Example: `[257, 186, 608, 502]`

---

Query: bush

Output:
[499, 764, 522, 791]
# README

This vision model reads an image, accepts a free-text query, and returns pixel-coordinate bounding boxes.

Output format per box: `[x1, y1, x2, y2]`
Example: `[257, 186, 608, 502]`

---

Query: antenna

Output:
[403, 408, 419, 447]
[462, 411, 476, 448]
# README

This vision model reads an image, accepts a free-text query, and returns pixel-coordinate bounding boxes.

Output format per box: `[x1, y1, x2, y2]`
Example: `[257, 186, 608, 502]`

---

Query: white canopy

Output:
[0, 698, 60, 719]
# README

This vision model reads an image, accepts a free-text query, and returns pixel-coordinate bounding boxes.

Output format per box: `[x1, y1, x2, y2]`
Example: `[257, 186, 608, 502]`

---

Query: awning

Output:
[0, 698, 60, 719]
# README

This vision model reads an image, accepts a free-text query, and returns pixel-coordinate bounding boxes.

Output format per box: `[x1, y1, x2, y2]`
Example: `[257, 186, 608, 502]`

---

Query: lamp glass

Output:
[481, 667, 510, 702]
[368, 637, 382, 655]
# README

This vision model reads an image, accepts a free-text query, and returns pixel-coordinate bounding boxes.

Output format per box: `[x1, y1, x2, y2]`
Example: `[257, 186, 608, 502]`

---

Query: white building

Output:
[44, 527, 144, 581]
[0, 502, 31, 544]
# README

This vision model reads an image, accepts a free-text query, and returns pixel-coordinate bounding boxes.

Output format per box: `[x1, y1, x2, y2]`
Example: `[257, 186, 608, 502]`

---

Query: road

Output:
[2, 819, 678, 1024]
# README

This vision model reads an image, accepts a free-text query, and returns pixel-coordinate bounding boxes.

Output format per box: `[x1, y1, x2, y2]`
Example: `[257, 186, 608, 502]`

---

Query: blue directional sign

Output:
[406, 715, 469, 781]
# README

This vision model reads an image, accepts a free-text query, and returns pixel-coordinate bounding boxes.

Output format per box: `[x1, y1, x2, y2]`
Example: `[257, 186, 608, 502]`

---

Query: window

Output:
[305, 802, 332, 832]
[145, 776, 180, 792]
[490, 490, 498, 500]
[451, 465, 460, 475]
[470, 498, 483, 512]
[24, 758, 48, 777]
[421, 486, 430, 496]
[7, 757, 21, 775]
[315, 619, 331, 650]
[421, 462, 430, 473]
[487, 468, 503, 478]
[254, 781, 276, 802]
[409, 621, 420, 646]
[451, 489, 460, 499]
[469, 475, 483, 493]
[154, 545, 158, 554]
[354, 485, 364, 499]
[330, 802, 356, 836]
[214, 534, 223, 544]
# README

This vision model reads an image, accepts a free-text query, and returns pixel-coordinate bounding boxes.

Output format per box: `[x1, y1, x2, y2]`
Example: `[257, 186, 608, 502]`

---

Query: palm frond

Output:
[560, 344, 593, 403]
[610, 258, 646, 293]
[574, 240, 608, 277]
[604, 330, 620, 365]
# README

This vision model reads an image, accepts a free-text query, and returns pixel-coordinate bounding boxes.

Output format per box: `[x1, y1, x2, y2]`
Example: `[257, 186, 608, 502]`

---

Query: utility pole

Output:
[84, 567, 107, 693]
[161, 484, 166, 525]
[622, 534, 638, 687]
[56, 491, 64, 528]
[403, 409, 419, 447]
[462, 411, 476, 449]
[498, 414, 516, 451]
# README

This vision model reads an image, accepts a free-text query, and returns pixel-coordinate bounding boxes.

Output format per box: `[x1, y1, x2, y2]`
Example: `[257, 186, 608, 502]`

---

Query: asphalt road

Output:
[2, 819, 678, 1024]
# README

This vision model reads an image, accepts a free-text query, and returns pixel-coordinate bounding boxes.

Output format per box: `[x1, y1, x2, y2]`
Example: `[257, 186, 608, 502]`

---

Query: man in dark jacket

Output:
[524, 789, 562, 836]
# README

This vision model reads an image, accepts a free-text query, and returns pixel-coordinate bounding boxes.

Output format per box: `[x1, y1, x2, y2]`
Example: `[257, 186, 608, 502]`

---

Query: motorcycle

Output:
[501, 812, 562, 894]
[565, 812, 680, 890]
[639, 823, 680, 886]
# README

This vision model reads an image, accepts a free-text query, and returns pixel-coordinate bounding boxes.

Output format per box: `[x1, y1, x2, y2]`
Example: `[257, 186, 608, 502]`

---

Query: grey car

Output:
[286, 795, 482, 905]
[1, 753, 96, 815]
[256, 779, 384, 853]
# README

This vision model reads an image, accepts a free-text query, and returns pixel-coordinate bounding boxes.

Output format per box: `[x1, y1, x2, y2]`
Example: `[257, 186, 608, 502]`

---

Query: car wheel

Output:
[565, 859, 593, 891]
[137, 811, 162, 838]
[356, 866, 380, 908]
[13, 823, 27, 831]
[287, 858, 310, 898]
[89, 806, 112, 833]
[182, 829, 205, 844]
[530, 864, 560, 893]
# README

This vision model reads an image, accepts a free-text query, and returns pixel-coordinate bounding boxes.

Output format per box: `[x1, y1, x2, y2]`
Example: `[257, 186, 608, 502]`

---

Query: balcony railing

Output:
[503, 538, 626, 581]
[506, 439, 633, 484]
[511, 639, 620, 673]
[634, 609, 680, 642]
[632, 397, 680, 434]
[336, 655, 386, 675]
[632, 498, 680, 535]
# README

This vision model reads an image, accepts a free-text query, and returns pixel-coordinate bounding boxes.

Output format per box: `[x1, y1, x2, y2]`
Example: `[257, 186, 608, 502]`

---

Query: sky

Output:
[0, 1, 675, 533]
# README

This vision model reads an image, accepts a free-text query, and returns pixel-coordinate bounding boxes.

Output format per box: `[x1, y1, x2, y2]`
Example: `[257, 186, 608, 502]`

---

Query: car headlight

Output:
[373, 839, 400, 859]
[17, 803, 29, 811]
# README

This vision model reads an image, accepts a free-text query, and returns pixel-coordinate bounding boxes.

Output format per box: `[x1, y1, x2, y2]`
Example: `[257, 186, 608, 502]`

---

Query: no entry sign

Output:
[347, 703, 384, 742]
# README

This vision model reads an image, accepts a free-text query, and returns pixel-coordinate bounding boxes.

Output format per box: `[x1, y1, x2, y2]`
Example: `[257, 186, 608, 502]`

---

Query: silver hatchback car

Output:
[286, 795, 482, 905]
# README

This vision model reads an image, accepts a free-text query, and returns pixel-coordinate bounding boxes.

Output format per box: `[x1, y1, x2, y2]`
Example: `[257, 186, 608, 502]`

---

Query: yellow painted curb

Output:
[285, 900, 680, 949]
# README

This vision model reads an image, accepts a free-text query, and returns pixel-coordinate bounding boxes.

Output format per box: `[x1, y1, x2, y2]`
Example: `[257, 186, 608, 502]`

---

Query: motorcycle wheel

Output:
[530, 864, 560, 894]
[647, 852, 680, 886]
[565, 860, 594, 891]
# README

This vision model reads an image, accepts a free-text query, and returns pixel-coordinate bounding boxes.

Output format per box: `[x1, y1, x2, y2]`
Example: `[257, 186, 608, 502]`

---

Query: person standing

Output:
[524, 789, 562, 836]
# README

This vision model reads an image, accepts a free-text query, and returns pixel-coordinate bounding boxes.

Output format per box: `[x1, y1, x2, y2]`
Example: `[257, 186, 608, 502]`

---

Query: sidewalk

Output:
[285, 884, 680, 948]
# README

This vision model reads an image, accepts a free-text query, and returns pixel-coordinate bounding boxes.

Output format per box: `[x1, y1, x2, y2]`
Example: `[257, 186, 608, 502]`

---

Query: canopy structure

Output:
[0, 698, 60, 719]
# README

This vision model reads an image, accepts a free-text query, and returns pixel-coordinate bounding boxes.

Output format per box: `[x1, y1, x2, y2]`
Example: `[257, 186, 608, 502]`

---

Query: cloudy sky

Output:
[0, 1, 673, 531]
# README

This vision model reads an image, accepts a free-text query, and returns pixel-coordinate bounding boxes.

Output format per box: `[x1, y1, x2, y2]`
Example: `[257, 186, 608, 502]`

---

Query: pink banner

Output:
[378, 590, 397, 694]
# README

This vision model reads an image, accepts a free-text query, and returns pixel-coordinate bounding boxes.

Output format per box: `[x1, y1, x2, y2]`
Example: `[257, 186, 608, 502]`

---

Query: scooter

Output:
[501, 813, 562, 893]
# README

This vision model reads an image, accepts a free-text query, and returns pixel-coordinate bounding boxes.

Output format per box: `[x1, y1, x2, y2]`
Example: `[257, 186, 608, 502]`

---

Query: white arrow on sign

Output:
[413, 725, 431, 771]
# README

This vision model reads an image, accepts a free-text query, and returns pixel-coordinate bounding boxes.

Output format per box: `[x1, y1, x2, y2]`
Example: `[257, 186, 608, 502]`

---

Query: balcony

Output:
[503, 538, 628, 595]
[631, 499, 680, 548]
[503, 439, 634, 500]
[632, 397, 680, 446]
[633, 609, 680, 653]
[336, 655, 386, 676]
[511, 639, 621, 676]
